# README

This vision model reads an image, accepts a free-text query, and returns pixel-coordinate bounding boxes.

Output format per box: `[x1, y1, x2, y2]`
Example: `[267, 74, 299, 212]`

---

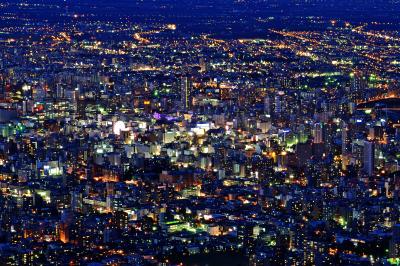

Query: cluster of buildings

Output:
[0, 1, 400, 265]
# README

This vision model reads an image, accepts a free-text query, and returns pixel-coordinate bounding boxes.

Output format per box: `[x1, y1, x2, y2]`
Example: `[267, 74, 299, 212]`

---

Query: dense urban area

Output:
[0, 0, 400, 265]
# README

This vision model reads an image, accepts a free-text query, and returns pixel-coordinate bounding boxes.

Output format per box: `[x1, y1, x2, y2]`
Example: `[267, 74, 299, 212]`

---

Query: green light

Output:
[98, 106, 107, 115]
[16, 123, 25, 132]
[165, 220, 181, 225]
[388, 258, 400, 265]
[338, 216, 347, 228]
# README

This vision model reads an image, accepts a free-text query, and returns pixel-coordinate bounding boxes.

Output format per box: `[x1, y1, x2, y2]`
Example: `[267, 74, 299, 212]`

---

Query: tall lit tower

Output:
[199, 58, 207, 72]
[363, 141, 375, 176]
[341, 121, 349, 155]
[313, 123, 324, 144]
[350, 72, 366, 101]
[180, 76, 192, 111]
[264, 96, 271, 116]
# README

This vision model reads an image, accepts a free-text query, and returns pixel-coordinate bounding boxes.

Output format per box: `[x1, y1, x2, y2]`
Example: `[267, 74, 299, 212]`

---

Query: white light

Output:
[22, 84, 31, 91]
[113, 121, 126, 135]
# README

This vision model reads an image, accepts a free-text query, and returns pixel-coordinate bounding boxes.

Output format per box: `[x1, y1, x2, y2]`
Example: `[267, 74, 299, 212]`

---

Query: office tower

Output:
[350, 72, 366, 101]
[59, 222, 70, 243]
[273, 91, 288, 118]
[363, 141, 375, 176]
[313, 123, 324, 144]
[264, 96, 271, 116]
[389, 224, 400, 259]
[56, 84, 65, 99]
[199, 58, 207, 72]
[180, 76, 192, 111]
[341, 121, 349, 155]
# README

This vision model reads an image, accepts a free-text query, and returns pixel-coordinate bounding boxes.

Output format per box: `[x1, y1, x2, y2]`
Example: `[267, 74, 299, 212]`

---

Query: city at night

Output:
[0, 0, 400, 265]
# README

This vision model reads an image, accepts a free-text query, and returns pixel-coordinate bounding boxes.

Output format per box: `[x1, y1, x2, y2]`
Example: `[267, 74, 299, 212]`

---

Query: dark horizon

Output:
[2, 0, 400, 39]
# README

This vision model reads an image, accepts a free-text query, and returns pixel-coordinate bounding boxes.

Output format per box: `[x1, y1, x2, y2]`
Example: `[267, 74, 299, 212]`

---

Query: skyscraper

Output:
[350, 72, 366, 101]
[180, 76, 192, 111]
[390, 224, 400, 259]
[313, 123, 324, 144]
[363, 141, 375, 176]
[264, 96, 271, 116]
[341, 121, 349, 155]
[199, 58, 207, 72]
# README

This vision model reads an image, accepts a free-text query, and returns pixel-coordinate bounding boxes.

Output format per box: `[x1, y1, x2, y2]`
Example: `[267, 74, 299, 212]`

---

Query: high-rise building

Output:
[199, 58, 207, 72]
[273, 91, 288, 118]
[264, 96, 271, 116]
[350, 72, 366, 101]
[180, 76, 192, 111]
[363, 141, 375, 176]
[313, 123, 324, 144]
[389, 224, 400, 259]
[341, 121, 349, 155]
